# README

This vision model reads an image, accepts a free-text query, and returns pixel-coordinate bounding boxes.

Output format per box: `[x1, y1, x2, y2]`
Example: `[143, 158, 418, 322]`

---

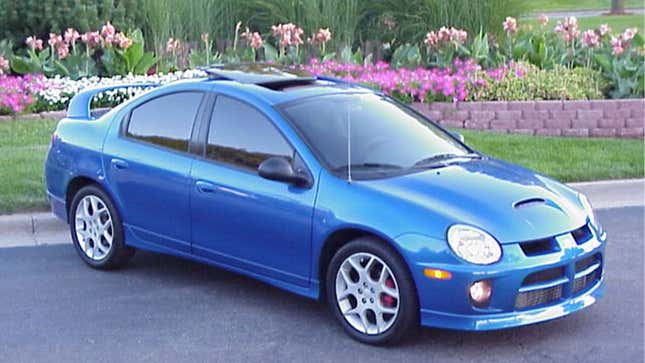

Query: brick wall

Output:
[410, 99, 645, 138]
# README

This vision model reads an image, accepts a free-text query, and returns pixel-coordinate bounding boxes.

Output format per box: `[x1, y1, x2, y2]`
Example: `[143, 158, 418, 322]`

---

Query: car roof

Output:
[199, 63, 375, 106]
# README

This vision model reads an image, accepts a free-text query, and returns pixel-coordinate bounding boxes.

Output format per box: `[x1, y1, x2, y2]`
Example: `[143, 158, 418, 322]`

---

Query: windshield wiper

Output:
[333, 162, 404, 173]
[413, 153, 481, 169]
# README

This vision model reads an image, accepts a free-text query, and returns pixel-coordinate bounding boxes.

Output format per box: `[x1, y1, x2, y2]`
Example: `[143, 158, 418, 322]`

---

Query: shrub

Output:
[468, 62, 606, 101]
[0, 0, 144, 47]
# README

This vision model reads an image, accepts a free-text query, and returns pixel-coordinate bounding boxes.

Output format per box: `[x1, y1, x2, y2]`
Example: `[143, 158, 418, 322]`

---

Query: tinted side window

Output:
[127, 92, 203, 152]
[207, 96, 293, 171]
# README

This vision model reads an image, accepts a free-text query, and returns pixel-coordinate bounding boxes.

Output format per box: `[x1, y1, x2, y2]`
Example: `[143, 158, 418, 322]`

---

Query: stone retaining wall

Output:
[2, 100, 644, 138]
[410, 99, 645, 138]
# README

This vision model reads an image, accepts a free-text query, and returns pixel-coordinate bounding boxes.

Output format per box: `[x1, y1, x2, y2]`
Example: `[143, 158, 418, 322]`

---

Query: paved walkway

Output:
[526, 8, 644, 18]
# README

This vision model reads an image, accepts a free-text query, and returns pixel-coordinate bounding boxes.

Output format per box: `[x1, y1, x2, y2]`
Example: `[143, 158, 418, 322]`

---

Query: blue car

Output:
[45, 64, 606, 345]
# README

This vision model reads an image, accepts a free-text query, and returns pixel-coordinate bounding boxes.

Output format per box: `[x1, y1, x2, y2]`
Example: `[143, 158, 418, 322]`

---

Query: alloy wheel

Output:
[335, 252, 400, 335]
[74, 195, 114, 261]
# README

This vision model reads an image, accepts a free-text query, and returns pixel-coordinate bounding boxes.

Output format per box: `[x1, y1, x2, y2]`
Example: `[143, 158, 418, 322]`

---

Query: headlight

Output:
[447, 225, 502, 265]
[578, 193, 600, 231]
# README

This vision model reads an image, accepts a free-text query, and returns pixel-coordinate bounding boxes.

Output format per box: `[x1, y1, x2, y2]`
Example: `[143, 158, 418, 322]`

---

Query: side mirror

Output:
[258, 156, 310, 187]
[451, 131, 465, 143]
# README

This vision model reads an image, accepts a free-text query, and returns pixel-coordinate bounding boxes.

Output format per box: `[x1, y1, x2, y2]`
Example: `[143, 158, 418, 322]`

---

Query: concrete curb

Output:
[0, 179, 642, 248]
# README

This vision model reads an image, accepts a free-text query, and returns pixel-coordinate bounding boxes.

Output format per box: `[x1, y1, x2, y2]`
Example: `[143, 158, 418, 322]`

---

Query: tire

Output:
[326, 237, 419, 345]
[69, 185, 135, 269]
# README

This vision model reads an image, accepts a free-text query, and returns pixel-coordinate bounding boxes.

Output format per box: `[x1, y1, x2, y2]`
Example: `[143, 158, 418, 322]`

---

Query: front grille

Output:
[523, 267, 565, 285]
[575, 253, 600, 272]
[514, 253, 602, 310]
[573, 270, 599, 294]
[515, 284, 563, 309]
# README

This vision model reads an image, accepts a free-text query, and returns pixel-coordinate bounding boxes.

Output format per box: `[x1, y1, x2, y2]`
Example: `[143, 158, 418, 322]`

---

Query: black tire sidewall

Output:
[326, 237, 419, 345]
[69, 185, 129, 269]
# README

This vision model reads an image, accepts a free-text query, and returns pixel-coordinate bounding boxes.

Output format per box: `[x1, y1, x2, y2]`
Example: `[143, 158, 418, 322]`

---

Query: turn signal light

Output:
[423, 268, 452, 280]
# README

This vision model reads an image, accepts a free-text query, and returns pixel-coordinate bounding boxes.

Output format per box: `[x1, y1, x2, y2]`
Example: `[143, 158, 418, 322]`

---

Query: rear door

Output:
[103, 91, 206, 253]
[190, 95, 316, 286]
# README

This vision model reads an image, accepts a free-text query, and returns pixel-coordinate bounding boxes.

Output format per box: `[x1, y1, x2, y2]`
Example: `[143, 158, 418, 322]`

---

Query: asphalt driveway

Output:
[0, 207, 643, 362]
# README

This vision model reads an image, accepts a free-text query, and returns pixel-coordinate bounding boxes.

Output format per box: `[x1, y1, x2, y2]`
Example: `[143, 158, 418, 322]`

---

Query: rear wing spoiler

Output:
[66, 83, 159, 120]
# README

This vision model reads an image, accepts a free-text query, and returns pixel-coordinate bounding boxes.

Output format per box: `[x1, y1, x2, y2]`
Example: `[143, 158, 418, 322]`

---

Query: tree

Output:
[610, 0, 626, 14]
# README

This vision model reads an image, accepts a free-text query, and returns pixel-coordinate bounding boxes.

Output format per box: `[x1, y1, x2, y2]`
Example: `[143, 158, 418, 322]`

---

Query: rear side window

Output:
[206, 96, 293, 171]
[127, 92, 204, 152]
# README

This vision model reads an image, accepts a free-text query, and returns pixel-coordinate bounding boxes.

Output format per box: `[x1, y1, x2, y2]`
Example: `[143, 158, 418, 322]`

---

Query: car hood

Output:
[361, 158, 587, 244]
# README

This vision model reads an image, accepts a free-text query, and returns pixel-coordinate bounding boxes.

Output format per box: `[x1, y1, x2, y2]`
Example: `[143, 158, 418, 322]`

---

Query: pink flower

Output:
[314, 28, 332, 44]
[554, 17, 579, 43]
[101, 21, 116, 44]
[201, 33, 209, 44]
[538, 14, 549, 26]
[25, 36, 44, 51]
[48, 33, 62, 48]
[272, 23, 304, 47]
[622, 27, 638, 41]
[101, 21, 115, 38]
[241, 29, 264, 49]
[114, 32, 132, 49]
[81, 31, 101, 47]
[611, 36, 625, 55]
[64, 28, 80, 45]
[424, 31, 439, 47]
[56, 44, 69, 59]
[581, 29, 600, 48]
[425, 27, 467, 48]
[503, 17, 517, 35]
[166, 38, 181, 53]
[599, 23, 611, 37]
[0, 55, 9, 74]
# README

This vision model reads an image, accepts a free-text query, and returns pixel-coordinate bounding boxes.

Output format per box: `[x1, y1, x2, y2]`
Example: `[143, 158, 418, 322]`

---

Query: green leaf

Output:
[322, 52, 336, 62]
[52, 60, 70, 77]
[9, 56, 38, 74]
[133, 52, 157, 75]
[263, 43, 278, 62]
[124, 42, 144, 72]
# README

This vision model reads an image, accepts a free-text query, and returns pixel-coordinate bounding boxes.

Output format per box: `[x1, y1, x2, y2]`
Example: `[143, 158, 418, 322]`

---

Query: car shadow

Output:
[118, 249, 587, 348]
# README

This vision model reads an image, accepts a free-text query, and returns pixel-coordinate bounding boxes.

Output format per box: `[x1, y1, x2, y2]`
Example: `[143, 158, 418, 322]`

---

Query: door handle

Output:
[195, 181, 217, 194]
[111, 159, 129, 170]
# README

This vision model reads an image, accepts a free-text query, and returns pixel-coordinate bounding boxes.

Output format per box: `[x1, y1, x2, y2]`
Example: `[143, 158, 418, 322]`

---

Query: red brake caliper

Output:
[380, 278, 396, 307]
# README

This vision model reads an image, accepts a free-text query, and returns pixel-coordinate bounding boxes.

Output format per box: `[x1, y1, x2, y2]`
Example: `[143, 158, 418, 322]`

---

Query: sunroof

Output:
[202, 63, 317, 87]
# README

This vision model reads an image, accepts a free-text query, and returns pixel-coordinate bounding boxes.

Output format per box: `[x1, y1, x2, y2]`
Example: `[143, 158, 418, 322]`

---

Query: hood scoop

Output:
[513, 197, 547, 209]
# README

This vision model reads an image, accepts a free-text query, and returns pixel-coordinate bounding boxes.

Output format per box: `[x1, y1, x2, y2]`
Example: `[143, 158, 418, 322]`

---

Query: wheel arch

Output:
[65, 176, 121, 220]
[317, 227, 418, 303]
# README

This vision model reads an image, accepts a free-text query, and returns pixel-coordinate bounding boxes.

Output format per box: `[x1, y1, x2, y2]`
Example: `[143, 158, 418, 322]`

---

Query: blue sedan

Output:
[45, 64, 605, 345]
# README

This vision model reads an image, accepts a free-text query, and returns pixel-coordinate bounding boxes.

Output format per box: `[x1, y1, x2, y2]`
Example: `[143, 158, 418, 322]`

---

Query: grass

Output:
[460, 129, 644, 182]
[524, 13, 644, 33]
[0, 118, 643, 214]
[528, 0, 642, 11]
[0, 118, 58, 214]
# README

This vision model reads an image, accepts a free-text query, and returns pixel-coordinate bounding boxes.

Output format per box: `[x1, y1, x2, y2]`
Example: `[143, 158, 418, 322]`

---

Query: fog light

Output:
[469, 280, 492, 307]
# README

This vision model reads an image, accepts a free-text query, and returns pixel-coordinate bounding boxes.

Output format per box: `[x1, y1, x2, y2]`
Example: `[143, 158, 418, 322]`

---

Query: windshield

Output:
[281, 93, 473, 177]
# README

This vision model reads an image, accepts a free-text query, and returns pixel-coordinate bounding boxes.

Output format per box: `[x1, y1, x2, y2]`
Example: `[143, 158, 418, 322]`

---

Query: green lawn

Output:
[460, 129, 644, 182]
[524, 14, 644, 33]
[529, 0, 642, 11]
[0, 118, 643, 214]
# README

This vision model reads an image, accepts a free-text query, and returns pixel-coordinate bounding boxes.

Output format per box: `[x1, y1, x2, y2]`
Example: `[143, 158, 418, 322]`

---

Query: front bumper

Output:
[406, 222, 606, 331]
[420, 275, 603, 330]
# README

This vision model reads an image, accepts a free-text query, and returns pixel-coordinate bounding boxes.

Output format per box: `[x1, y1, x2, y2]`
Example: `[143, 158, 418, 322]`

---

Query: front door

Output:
[190, 95, 316, 286]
